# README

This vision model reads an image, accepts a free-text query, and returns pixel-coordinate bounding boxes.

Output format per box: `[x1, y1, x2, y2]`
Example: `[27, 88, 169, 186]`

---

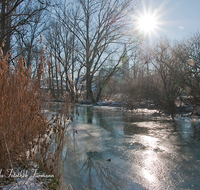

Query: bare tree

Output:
[150, 39, 182, 119]
[170, 32, 200, 112]
[0, 0, 51, 56]
[55, 0, 138, 103]
[14, 9, 48, 68]
[45, 18, 81, 100]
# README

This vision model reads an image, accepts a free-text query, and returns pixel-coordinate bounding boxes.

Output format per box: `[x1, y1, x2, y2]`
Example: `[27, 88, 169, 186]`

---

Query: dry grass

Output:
[0, 50, 74, 189]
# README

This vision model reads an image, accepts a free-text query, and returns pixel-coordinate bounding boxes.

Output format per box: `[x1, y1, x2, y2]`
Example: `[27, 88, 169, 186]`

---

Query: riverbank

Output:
[79, 100, 200, 120]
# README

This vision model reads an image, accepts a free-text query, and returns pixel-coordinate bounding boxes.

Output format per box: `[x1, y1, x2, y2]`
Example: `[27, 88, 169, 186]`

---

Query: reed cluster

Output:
[0, 51, 73, 189]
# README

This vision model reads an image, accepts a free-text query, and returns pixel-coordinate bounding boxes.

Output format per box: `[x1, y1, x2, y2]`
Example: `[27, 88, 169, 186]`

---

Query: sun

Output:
[137, 13, 158, 34]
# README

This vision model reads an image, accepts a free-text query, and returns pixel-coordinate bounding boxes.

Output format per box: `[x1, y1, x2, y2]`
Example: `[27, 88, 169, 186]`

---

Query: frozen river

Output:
[59, 105, 200, 190]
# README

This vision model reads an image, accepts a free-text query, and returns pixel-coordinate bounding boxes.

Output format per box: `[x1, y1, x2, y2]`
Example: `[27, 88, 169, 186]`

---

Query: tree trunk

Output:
[1, 0, 6, 52]
[0, 0, 11, 56]
[50, 55, 55, 99]
[86, 73, 95, 103]
[96, 87, 103, 102]
[55, 57, 59, 100]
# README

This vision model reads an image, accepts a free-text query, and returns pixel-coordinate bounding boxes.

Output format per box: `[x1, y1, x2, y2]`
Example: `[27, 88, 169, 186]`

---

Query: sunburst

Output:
[137, 12, 158, 34]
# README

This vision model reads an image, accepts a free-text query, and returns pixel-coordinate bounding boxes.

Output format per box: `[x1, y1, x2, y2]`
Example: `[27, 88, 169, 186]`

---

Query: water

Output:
[59, 105, 200, 190]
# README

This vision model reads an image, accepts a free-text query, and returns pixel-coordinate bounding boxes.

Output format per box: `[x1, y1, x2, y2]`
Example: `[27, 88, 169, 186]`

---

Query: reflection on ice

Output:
[143, 169, 156, 182]
[62, 126, 131, 190]
[58, 105, 200, 190]
[142, 150, 158, 184]
[139, 136, 158, 149]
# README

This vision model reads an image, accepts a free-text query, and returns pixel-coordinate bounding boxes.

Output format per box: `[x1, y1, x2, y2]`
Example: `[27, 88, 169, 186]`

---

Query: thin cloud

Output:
[179, 26, 184, 29]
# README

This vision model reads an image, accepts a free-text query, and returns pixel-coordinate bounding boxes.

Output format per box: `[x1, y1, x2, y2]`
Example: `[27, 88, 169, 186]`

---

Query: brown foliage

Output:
[0, 54, 48, 168]
[0, 51, 73, 188]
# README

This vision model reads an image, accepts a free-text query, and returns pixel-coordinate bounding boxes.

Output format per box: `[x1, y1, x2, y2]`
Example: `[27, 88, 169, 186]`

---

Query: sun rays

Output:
[133, 0, 171, 40]
[137, 12, 158, 34]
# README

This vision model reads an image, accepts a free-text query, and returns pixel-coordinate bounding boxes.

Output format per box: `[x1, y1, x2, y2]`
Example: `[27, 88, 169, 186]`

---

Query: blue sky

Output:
[138, 0, 200, 41]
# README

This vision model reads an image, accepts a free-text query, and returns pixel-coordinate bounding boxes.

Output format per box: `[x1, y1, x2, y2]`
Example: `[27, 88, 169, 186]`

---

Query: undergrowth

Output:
[0, 49, 74, 189]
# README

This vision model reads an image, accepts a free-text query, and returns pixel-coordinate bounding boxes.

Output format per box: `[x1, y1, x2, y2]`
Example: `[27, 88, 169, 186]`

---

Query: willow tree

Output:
[56, 0, 137, 102]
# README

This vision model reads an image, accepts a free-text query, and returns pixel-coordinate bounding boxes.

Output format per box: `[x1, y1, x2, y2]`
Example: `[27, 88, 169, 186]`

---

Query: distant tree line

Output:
[107, 33, 200, 118]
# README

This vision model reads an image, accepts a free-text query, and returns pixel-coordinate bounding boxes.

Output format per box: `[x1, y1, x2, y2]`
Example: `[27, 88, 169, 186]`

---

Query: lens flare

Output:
[188, 59, 195, 66]
[185, 86, 191, 93]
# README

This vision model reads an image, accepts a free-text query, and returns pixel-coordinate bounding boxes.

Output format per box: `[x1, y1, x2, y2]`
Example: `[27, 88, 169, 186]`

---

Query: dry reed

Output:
[0, 49, 74, 189]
